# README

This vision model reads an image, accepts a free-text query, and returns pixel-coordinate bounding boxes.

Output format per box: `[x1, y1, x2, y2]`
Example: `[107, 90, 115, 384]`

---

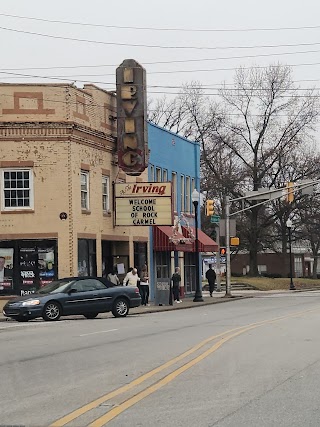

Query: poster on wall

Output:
[38, 247, 55, 287]
[78, 260, 88, 277]
[0, 248, 14, 291]
[19, 247, 37, 287]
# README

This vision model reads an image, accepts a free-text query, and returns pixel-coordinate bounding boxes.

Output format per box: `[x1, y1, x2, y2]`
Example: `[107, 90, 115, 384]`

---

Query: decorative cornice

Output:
[0, 122, 116, 150]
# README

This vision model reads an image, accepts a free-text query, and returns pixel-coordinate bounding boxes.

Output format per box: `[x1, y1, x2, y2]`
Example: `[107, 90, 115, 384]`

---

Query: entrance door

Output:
[184, 253, 196, 294]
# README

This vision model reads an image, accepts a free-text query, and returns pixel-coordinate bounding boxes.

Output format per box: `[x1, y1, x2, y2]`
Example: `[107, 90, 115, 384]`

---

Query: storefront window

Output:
[0, 248, 14, 292]
[134, 242, 148, 274]
[0, 240, 57, 295]
[78, 239, 96, 277]
[155, 252, 170, 279]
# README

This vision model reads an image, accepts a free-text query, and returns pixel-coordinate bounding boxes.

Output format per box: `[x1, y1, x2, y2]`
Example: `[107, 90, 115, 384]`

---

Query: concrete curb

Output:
[129, 295, 251, 315]
[0, 295, 252, 322]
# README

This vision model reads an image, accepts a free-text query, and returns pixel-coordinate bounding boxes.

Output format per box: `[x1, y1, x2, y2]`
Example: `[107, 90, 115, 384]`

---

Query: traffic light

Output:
[206, 200, 214, 216]
[286, 182, 294, 204]
[220, 247, 226, 256]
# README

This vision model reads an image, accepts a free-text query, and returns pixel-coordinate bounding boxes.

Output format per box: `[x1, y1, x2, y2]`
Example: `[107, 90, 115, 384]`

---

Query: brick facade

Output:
[0, 83, 148, 293]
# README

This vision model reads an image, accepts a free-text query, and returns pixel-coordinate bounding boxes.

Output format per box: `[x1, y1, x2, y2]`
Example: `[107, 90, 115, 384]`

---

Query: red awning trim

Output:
[153, 226, 193, 252]
[182, 226, 218, 252]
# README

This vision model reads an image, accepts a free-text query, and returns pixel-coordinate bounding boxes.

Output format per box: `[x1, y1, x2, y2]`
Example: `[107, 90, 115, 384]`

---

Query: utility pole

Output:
[216, 225, 221, 292]
[225, 196, 231, 297]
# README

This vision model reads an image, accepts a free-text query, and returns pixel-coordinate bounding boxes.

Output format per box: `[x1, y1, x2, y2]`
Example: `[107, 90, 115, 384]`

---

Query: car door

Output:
[62, 280, 88, 315]
[80, 278, 112, 314]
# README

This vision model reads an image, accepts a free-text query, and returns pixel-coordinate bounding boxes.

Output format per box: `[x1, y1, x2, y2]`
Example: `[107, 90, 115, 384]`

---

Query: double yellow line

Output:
[50, 307, 318, 427]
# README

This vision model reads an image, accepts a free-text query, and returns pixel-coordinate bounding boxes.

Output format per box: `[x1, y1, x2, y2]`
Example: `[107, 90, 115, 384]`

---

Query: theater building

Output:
[0, 83, 148, 294]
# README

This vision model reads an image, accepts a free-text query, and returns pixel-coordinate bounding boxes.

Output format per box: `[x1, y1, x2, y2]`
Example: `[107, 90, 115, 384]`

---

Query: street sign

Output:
[219, 219, 236, 237]
[210, 215, 220, 224]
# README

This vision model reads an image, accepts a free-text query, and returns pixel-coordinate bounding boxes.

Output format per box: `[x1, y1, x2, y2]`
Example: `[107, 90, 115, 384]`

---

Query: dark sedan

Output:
[3, 277, 141, 322]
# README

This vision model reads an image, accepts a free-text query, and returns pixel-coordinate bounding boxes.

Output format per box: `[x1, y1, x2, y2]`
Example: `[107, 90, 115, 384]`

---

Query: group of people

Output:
[107, 263, 217, 306]
[107, 265, 150, 306]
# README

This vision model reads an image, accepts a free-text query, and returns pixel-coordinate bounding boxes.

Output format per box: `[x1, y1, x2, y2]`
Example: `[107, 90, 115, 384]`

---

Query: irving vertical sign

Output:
[116, 59, 148, 176]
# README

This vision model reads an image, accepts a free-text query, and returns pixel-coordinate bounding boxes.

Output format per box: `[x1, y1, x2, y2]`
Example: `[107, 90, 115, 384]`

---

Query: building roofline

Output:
[148, 121, 199, 146]
[0, 82, 116, 97]
[0, 82, 75, 88]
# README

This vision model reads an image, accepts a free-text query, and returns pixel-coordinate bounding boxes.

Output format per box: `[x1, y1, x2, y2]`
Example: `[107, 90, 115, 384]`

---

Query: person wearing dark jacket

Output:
[171, 267, 182, 303]
[206, 264, 216, 297]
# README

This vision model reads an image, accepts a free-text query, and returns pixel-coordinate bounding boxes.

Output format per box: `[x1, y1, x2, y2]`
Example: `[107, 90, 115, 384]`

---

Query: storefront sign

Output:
[115, 182, 172, 226]
[116, 59, 148, 176]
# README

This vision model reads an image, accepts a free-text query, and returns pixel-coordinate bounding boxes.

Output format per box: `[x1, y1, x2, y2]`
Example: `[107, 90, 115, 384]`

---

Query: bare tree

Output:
[148, 66, 319, 276]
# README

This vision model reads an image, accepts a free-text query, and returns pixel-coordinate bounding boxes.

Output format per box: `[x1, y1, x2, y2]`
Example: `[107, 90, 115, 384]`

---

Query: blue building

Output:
[147, 122, 217, 299]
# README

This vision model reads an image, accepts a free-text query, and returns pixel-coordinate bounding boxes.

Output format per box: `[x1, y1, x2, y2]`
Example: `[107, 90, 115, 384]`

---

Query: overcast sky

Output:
[1, 0, 320, 100]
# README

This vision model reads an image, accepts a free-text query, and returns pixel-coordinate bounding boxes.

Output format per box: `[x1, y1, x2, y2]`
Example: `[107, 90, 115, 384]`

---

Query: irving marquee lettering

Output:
[131, 184, 166, 195]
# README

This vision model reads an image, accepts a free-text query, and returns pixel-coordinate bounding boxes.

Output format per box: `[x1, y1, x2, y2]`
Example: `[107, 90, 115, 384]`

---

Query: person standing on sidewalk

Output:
[206, 264, 216, 297]
[171, 267, 182, 303]
[139, 265, 150, 306]
[123, 268, 140, 287]
[107, 268, 120, 286]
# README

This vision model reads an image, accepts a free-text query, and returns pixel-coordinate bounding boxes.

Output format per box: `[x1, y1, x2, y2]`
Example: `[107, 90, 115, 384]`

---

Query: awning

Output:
[182, 226, 218, 252]
[153, 226, 194, 252]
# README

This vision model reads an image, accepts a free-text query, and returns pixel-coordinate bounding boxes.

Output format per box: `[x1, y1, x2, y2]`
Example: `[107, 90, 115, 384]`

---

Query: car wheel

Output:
[16, 317, 29, 322]
[112, 298, 129, 318]
[42, 301, 61, 321]
[84, 313, 99, 319]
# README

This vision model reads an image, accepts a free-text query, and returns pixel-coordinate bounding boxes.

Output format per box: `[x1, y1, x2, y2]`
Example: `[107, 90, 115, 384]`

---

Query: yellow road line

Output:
[50, 306, 319, 427]
[49, 329, 238, 427]
[89, 324, 260, 426]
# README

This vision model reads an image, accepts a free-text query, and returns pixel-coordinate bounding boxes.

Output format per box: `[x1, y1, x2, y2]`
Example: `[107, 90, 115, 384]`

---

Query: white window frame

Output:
[102, 175, 110, 212]
[1, 168, 34, 210]
[172, 172, 177, 212]
[156, 167, 162, 182]
[186, 176, 190, 213]
[81, 170, 89, 210]
[150, 165, 154, 182]
[181, 175, 185, 212]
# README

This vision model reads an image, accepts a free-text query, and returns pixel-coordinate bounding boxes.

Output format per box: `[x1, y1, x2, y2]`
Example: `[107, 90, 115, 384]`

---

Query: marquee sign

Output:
[115, 182, 173, 226]
[116, 59, 148, 176]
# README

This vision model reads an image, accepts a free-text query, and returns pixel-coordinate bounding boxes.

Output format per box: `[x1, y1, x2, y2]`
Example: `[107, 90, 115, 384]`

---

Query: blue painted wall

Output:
[147, 122, 201, 299]
[148, 122, 200, 198]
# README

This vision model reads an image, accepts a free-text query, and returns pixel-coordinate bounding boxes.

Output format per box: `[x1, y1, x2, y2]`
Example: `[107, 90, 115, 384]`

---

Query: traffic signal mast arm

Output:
[224, 179, 319, 298]
[229, 180, 319, 218]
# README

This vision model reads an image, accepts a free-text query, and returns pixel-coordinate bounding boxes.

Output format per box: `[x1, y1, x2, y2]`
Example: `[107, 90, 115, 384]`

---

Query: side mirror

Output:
[68, 288, 77, 294]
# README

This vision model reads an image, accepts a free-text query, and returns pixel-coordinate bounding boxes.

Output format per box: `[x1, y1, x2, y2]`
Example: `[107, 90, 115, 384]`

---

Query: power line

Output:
[3, 60, 320, 81]
[1, 12, 320, 33]
[2, 47, 320, 72]
[2, 72, 318, 92]
[0, 75, 318, 99]
[3, 25, 320, 51]
[0, 50, 320, 75]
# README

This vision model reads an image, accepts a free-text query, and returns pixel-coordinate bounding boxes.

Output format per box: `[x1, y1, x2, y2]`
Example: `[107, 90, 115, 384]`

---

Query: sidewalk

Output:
[1, 288, 315, 322]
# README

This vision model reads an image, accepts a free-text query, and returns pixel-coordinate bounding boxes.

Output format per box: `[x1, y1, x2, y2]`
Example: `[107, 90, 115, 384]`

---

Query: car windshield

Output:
[37, 280, 74, 294]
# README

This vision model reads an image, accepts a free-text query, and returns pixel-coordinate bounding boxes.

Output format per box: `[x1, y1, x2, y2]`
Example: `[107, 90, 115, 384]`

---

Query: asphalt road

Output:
[1, 291, 320, 427]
